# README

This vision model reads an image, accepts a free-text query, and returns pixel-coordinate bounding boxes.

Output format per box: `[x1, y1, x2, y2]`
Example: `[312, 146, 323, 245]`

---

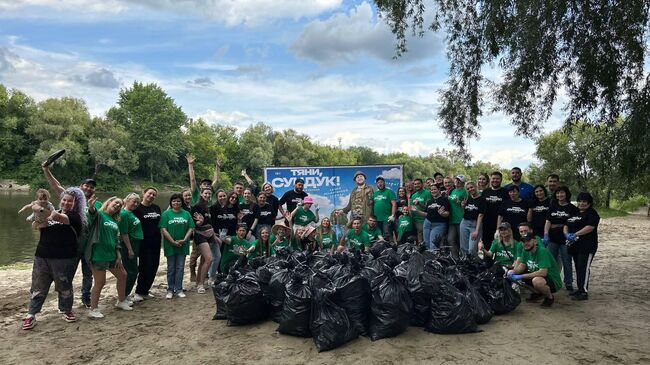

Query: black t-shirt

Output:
[463, 196, 486, 220]
[256, 203, 275, 226]
[133, 204, 162, 245]
[566, 208, 600, 253]
[210, 204, 240, 236]
[499, 199, 530, 239]
[530, 198, 550, 237]
[239, 202, 258, 231]
[425, 196, 451, 223]
[546, 202, 578, 243]
[35, 210, 82, 259]
[482, 187, 507, 223]
[267, 194, 279, 220]
[279, 190, 308, 213]
[191, 203, 213, 231]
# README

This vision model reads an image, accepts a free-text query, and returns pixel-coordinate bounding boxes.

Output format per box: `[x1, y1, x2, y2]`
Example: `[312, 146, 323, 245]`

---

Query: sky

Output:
[0, 0, 567, 168]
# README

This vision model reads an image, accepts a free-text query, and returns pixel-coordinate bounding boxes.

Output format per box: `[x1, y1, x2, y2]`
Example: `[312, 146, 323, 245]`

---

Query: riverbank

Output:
[0, 215, 649, 364]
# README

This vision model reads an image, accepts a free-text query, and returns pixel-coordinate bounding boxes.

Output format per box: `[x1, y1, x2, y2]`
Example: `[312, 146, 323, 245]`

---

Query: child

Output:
[18, 189, 55, 229]
[397, 206, 415, 244]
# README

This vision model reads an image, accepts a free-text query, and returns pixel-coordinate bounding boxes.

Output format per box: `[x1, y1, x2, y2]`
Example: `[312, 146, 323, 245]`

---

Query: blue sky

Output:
[0, 0, 567, 168]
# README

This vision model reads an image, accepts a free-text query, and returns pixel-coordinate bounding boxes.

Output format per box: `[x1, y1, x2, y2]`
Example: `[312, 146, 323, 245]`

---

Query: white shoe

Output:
[115, 301, 133, 311]
[176, 291, 186, 298]
[165, 292, 173, 300]
[88, 308, 104, 319]
[132, 293, 145, 303]
[197, 285, 206, 294]
[147, 293, 156, 299]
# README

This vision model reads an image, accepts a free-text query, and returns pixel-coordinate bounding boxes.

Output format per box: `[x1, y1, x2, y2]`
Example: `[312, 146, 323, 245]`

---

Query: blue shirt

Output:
[504, 182, 534, 201]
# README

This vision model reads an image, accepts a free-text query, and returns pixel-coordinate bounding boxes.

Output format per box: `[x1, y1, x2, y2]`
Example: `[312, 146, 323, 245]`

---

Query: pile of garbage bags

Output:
[212, 243, 521, 352]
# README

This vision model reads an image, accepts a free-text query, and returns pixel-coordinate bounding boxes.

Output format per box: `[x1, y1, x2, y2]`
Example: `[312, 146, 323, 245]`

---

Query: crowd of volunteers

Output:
[20, 156, 600, 330]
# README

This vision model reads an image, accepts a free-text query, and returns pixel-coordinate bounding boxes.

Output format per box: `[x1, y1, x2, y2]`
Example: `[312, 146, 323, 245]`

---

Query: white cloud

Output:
[374, 100, 436, 123]
[291, 1, 442, 65]
[380, 168, 402, 180]
[307, 193, 335, 212]
[195, 110, 255, 126]
[0, 0, 342, 26]
[397, 141, 433, 156]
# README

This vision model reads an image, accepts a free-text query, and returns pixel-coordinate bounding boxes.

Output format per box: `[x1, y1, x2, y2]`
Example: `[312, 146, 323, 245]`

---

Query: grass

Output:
[596, 206, 629, 219]
[0, 262, 32, 271]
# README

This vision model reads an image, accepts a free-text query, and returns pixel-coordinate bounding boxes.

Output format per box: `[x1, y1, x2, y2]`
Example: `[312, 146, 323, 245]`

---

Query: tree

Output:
[107, 82, 188, 182]
[185, 118, 227, 186]
[272, 129, 318, 166]
[0, 85, 37, 178]
[375, 0, 650, 157]
[236, 123, 274, 180]
[87, 117, 138, 178]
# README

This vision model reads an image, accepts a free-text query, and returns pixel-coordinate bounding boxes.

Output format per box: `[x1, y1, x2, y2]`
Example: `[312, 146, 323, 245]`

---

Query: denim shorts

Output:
[91, 260, 116, 271]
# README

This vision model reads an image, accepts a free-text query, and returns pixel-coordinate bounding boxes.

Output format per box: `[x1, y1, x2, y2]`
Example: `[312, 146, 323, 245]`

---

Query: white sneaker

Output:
[176, 291, 186, 298]
[88, 308, 104, 319]
[147, 293, 156, 299]
[197, 285, 206, 294]
[132, 293, 145, 303]
[165, 292, 173, 300]
[115, 301, 133, 311]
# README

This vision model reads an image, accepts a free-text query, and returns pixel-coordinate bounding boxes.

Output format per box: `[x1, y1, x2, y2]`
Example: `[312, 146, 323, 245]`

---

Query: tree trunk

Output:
[93, 164, 100, 179]
[605, 187, 612, 209]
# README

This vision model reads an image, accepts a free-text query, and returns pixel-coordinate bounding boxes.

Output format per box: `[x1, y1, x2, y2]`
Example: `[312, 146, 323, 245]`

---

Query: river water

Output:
[0, 190, 173, 266]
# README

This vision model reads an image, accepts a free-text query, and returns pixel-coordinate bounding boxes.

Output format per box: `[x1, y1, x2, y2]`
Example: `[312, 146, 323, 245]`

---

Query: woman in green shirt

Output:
[317, 217, 338, 253]
[119, 192, 144, 300]
[290, 196, 320, 231]
[219, 223, 249, 273]
[479, 222, 522, 269]
[87, 196, 131, 318]
[160, 193, 195, 299]
[249, 226, 271, 258]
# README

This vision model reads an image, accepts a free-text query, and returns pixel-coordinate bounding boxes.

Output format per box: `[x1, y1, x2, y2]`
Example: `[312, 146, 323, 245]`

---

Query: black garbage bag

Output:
[268, 268, 294, 322]
[463, 279, 493, 324]
[485, 278, 521, 315]
[211, 273, 231, 320]
[249, 256, 267, 270]
[426, 282, 479, 334]
[369, 241, 390, 258]
[310, 286, 358, 352]
[277, 273, 312, 337]
[368, 269, 412, 341]
[406, 251, 430, 327]
[360, 259, 386, 282]
[332, 260, 371, 336]
[226, 272, 267, 326]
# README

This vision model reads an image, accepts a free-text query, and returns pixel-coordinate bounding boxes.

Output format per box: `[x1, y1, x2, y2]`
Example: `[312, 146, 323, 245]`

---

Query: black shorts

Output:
[523, 277, 558, 293]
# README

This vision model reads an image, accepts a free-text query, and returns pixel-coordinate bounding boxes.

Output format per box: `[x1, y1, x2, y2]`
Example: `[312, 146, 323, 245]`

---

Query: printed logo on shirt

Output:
[241, 209, 252, 216]
[399, 220, 410, 228]
[374, 195, 388, 201]
[427, 203, 442, 210]
[260, 211, 271, 217]
[526, 259, 540, 272]
[217, 214, 236, 220]
[532, 205, 548, 212]
[143, 212, 160, 219]
[465, 204, 479, 211]
[506, 207, 527, 214]
[567, 216, 582, 223]
[484, 195, 503, 203]
[132, 217, 141, 226]
[551, 211, 571, 218]
[168, 217, 188, 225]
[47, 220, 63, 227]
[104, 220, 118, 230]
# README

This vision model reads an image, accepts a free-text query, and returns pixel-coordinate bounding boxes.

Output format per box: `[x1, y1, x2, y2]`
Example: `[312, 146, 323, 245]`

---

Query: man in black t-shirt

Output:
[481, 171, 507, 250]
[278, 178, 308, 223]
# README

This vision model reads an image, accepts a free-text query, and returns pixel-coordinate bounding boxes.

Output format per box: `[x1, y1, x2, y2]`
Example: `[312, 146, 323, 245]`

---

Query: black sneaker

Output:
[81, 297, 91, 309]
[565, 285, 574, 292]
[568, 290, 580, 297]
[541, 296, 555, 307]
[525, 293, 544, 302]
[571, 292, 588, 301]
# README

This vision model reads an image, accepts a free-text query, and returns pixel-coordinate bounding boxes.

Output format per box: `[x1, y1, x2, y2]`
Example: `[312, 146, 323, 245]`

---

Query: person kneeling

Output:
[507, 233, 563, 308]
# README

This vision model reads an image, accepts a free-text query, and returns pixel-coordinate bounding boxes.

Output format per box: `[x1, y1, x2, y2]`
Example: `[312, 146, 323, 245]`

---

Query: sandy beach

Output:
[1, 215, 649, 365]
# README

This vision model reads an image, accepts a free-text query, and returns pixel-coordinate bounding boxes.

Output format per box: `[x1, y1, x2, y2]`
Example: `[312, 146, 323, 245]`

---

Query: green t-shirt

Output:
[92, 211, 120, 262]
[518, 245, 563, 290]
[293, 206, 316, 226]
[245, 239, 260, 260]
[372, 188, 396, 222]
[346, 229, 371, 250]
[221, 235, 247, 272]
[397, 214, 413, 241]
[159, 209, 195, 257]
[118, 209, 144, 241]
[489, 240, 522, 266]
[270, 233, 291, 256]
[362, 223, 383, 241]
[410, 189, 432, 223]
[448, 188, 468, 224]
[319, 231, 338, 250]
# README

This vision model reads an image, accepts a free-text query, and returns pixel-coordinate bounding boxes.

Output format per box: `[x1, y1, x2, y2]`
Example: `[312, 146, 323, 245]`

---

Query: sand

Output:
[1, 215, 649, 365]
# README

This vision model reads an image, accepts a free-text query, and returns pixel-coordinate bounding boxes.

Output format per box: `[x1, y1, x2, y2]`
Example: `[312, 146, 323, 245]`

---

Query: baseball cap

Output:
[375, 176, 385, 182]
[303, 196, 314, 204]
[81, 178, 97, 187]
[455, 175, 466, 183]
[521, 233, 536, 242]
[498, 222, 511, 230]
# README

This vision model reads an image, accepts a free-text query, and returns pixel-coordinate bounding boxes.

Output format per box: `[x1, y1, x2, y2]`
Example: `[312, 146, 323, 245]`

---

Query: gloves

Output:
[506, 271, 524, 281]
[565, 233, 577, 241]
[388, 216, 395, 222]
[543, 233, 550, 245]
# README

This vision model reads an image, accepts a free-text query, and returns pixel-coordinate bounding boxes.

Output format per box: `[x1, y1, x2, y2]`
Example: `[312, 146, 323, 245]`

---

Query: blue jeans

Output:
[547, 241, 573, 287]
[209, 242, 221, 279]
[423, 220, 447, 250]
[459, 219, 482, 256]
[378, 221, 394, 241]
[166, 254, 186, 293]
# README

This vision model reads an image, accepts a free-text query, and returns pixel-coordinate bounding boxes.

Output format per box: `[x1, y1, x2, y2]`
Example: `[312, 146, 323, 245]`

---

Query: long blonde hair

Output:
[100, 197, 123, 221]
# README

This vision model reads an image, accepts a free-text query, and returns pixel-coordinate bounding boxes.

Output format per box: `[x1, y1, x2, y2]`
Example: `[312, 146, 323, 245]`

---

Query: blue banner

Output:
[264, 164, 403, 221]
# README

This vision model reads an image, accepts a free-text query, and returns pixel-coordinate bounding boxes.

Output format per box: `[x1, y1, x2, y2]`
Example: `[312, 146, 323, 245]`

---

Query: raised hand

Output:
[185, 153, 195, 164]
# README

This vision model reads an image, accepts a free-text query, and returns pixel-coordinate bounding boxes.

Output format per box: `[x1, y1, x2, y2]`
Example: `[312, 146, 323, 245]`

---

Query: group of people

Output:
[21, 157, 600, 330]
